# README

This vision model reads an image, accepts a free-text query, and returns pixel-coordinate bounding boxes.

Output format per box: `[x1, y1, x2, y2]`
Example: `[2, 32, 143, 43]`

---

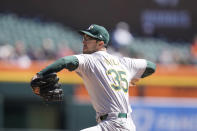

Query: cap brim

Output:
[79, 30, 98, 39]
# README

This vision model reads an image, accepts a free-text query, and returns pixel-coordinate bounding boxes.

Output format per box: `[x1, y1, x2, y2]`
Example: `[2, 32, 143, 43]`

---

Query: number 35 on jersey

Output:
[107, 69, 129, 93]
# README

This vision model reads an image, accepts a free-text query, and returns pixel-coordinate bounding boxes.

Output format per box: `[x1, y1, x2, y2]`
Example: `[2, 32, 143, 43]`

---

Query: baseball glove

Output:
[30, 73, 64, 102]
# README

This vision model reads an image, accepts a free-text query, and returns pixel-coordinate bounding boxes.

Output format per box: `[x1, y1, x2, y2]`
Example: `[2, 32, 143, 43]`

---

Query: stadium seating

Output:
[0, 13, 192, 64]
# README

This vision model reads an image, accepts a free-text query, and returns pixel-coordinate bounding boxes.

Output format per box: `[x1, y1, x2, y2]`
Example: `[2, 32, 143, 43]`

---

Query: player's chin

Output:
[83, 49, 88, 54]
[83, 50, 94, 54]
[83, 48, 90, 54]
[83, 48, 97, 54]
[83, 51, 91, 54]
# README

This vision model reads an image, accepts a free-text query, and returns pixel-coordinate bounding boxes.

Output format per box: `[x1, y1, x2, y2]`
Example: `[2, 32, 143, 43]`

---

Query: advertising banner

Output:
[131, 97, 197, 131]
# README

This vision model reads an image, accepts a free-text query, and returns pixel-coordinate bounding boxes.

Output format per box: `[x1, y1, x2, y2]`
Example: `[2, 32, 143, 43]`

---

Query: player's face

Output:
[82, 35, 100, 54]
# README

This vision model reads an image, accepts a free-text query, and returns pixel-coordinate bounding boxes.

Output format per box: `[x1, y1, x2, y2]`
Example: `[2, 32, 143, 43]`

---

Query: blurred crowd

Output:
[0, 39, 75, 68]
[110, 22, 197, 66]
[0, 20, 196, 68]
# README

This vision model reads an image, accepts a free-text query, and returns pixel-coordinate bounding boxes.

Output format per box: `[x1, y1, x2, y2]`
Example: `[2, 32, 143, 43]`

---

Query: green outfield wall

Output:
[0, 82, 95, 130]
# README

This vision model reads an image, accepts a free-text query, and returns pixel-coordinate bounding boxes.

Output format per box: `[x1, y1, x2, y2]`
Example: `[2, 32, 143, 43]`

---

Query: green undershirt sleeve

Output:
[38, 56, 79, 76]
[141, 60, 156, 78]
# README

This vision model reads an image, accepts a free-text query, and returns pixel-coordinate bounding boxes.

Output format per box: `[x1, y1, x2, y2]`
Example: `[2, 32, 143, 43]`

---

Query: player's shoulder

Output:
[91, 51, 109, 58]
[121, 56, 147, 65]
[74, 53, 92, 58]
[122, 56, 146, 61]
[74, 53, 98, 63]
[118, 56, 131, 62]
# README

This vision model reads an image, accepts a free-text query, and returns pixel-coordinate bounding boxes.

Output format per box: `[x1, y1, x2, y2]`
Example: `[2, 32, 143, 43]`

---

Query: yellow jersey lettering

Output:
[104, 58, 119, 66]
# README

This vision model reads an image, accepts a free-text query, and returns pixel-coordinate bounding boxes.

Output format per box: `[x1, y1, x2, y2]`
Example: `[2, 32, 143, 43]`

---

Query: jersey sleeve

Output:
[74, 54, 89, 74]
[123, 57, 147, 79]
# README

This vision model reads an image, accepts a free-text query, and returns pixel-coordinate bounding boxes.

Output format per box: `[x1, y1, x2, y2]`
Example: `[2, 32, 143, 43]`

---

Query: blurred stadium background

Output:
[0, 0, 197, 131]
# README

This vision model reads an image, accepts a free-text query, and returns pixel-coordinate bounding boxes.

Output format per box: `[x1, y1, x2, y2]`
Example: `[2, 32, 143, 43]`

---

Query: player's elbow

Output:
[63, 56, 79, 71]
[141, 61, 156, 78]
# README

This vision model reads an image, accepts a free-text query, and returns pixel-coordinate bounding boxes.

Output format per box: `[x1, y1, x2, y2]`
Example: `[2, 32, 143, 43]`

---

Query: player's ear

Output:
[98, 41, 105, 47]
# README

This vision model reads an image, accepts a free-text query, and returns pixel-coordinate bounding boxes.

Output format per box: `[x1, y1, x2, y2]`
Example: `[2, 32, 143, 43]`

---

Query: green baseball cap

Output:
[79, 24, 110, 44]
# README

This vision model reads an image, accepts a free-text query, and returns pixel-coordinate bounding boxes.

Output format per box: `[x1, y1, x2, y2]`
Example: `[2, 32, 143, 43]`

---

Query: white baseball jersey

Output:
[74, 51, 147, 118]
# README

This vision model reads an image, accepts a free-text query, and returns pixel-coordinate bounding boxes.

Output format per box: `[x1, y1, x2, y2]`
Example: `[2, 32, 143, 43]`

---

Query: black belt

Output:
[100, 113, 127, 121]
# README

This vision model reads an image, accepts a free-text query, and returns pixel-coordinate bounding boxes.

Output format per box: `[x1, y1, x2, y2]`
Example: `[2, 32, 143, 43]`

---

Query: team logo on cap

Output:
[88, 25, 94, 30]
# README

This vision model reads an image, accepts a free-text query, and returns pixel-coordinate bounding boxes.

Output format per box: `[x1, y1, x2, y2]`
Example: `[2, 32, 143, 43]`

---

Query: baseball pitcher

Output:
[31, 24, 156, 131]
